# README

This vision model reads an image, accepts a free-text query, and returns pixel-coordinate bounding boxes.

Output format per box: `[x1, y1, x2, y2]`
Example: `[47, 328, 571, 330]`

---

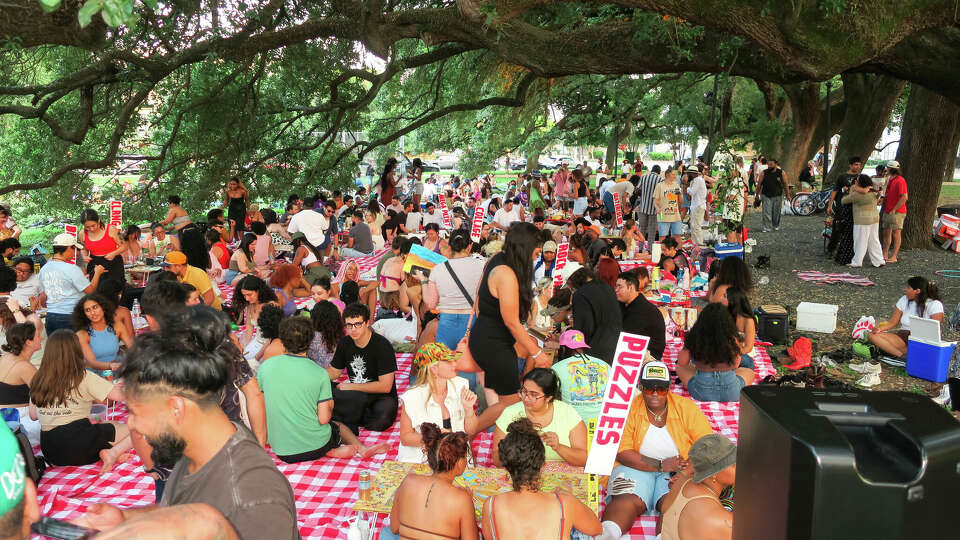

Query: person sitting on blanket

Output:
[676, 304, 756, 402]
[492, 368, 588, 467]
[79, 320, 299, 539]
[258, 317, 388, 463]
[868, 276, 943, 358]
[549, 329, 610, 422]
[718, 287, 756, 370]
[326, 303, 399, 433]
[481, 418, 602, 540]
[596, 361, 714, 540]
[383, 423, 479, 540]
[398, 343, 479, 463]
[659, 237, 690, 272]
[706, 256, 752, 304]
[659, 434, 737, 540]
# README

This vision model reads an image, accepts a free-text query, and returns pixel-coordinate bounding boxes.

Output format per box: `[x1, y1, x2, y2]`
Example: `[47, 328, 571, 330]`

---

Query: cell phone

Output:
[30, 517, 100, 540]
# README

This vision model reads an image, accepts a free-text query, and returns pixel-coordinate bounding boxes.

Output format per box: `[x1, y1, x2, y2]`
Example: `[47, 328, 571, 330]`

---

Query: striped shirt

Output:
[633, 172, 662, 215]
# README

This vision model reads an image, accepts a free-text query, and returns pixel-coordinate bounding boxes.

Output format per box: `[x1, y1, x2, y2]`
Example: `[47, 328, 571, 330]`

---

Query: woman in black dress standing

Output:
[224, 177, 249, 242]
[829, 157, 865, 265]
[468, 222, 549, 430]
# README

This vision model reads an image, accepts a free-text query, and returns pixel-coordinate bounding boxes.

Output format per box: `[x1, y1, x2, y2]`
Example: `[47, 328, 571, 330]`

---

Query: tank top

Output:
[0, 361, 29, 406]
[89, 326, 119, 364]
[253, 234, 271, 266]
[84, 227, 119, 256]
[473, 253, 513, 341]
[661, 479, 721, 540]
[275, 288, 297, 317]
[761, 168, 784, 197]
[153, 235, 172, 255]
[213, 241, 230, 269]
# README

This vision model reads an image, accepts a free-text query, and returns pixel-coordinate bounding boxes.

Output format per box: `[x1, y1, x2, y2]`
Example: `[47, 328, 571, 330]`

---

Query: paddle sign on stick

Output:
[584, 332, 650, 476]
[64, 224, 79, 265]
[438, 194, 452, 229]
[470, 207, 486, 243]
[552, 241, 569, 294]
[612, 192, 624, 228]
[109, 200, 123, 230]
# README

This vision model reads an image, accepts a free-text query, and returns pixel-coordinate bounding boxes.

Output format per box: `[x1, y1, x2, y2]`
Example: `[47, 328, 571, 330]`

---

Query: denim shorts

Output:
[687, 369, 746, 402]
[606, 465, 672, 514]
[603, 192, 616, 213]
[658, 221, 683, 237]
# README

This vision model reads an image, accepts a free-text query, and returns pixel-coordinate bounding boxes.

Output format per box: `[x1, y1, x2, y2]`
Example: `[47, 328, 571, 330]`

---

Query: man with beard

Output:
[78, 321, 299, 539]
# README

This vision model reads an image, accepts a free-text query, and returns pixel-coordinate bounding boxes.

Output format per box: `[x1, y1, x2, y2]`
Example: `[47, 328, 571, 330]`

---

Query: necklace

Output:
[648, 404, 668, 423]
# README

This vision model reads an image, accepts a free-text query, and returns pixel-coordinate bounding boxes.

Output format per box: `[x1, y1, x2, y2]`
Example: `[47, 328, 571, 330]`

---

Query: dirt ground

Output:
[738, 206, 959, 415]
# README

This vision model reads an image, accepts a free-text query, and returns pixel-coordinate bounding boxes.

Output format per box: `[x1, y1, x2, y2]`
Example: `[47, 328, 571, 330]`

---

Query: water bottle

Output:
[132, 299, 141, 320]
[694, 260, 701, 276]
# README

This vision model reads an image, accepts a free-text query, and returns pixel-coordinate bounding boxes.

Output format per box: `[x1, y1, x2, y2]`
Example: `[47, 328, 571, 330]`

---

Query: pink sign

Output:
[109, 200, 123, 230]
[438, 195, 452, 229]
[470, 207, 486, 243]
[551, 241, 569, 294]
[613, 192, 624, 228]
[584, 332, 651, 475]
[64, 223, 79, 264]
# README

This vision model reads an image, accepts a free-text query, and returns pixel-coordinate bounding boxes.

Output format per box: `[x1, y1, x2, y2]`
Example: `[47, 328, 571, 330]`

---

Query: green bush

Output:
[648, 151, 673, 161]
[592, 150, 604, 160]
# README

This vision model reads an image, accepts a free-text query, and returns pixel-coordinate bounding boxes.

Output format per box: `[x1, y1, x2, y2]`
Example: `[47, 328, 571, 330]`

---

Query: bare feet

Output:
[359, 443, 390, 459]
[99, 449, 131, 474]
[328, 445, 359, 459]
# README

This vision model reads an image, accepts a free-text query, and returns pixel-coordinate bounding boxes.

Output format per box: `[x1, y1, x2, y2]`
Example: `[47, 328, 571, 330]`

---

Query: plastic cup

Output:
[90, 404, 107, 424]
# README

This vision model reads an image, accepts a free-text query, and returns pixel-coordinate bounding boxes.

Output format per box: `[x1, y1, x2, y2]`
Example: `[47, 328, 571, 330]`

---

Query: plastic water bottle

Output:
[694, 260, 701, 275]
[132, 299, 141, 320]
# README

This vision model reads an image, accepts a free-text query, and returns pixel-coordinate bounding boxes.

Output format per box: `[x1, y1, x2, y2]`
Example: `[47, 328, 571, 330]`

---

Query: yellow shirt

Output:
[619, 392, 714, 459]
[179, 265, 222, 310]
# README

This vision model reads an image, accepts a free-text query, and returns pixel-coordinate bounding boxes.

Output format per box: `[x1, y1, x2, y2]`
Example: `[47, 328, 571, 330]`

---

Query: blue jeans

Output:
[658, 221, 683, 237]
[607, 465, 672, 514]
[341, 247, 374, 258]
[687, 369, 746, 402]
[224, 269, 241, 284]
[740, 353, 755, 370]
[603, 191, 615, 213]
[45, 312, 73, 335]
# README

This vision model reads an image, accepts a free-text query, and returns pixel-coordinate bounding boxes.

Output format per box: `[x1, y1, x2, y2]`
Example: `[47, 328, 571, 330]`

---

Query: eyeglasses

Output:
[13, 267, 30, 274]
[519, 388, 545, 401]
[642, 386, 668, 395]
[344, 321, 365, 329]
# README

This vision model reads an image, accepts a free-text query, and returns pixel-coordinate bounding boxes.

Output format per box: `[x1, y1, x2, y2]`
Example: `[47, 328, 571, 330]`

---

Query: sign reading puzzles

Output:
[552, 241, 569, 294]
[584, 332, 650, 476]
[109, 200, 123, 230]
[612, 192, 624, 228]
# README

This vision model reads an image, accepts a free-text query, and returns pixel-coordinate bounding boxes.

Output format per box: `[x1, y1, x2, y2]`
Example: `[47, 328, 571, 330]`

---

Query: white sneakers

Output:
[932, 385, 951, 407]
[856, 372, 882, 387]
[849, 361, 881, 374]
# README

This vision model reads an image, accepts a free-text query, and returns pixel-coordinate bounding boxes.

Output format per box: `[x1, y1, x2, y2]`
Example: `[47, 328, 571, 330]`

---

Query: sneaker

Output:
[856, 372, 882, 387]
[849, 361, 881, 374]
[878, 355, 906, 368]
[774, 227, 780, 231]
[933, 385, 951, 406]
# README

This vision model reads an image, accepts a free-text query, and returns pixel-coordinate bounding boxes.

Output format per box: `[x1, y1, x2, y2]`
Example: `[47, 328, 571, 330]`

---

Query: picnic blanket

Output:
[35, 337, 773, 539]
[795, 270, 875, 286]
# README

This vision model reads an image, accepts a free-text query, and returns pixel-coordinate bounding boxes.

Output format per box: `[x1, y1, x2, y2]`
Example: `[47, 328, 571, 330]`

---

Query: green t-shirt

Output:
[551, 353, 609, 422]
[257, 353, 332, 456]
[495, 400, 584, 462]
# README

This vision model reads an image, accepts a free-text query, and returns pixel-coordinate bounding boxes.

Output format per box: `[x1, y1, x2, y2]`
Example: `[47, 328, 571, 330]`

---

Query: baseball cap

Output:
[542, 241, 557, 253]
[51, 233, 82, 248]
[640, 360, 670, 389]
[414, 342, 460, 369]
[689, 433, 737, 483]
[164, 251, 187, 265]
[290, 232, 306, 242]
[559, 329, 590, 350]
[0, 426, 26, 516]
[886, 160, 900, 169]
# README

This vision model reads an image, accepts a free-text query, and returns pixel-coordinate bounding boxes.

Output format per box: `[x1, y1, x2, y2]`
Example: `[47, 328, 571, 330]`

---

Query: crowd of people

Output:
[0, 153, 946, 540]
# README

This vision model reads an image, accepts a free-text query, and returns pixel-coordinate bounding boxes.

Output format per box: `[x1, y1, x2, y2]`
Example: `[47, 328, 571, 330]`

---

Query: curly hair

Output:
[71, 293, 117, 332]
[499, 418, 545, 491]
[269, 263, 301, 289]
[257, 304, 284, 340]
[232, 276, 278, 312]
[685, 303, 740, 368]
[310, 301, 344, 354]
[421, 422, 472, 474]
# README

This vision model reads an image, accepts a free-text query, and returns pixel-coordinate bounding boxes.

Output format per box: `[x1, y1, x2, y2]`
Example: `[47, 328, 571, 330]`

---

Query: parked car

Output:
[434, 154, 459, 169]
[405, 157, 440, 172]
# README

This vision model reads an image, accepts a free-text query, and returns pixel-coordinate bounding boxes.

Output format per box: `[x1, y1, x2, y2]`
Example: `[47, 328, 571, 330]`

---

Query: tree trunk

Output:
[825, 73, 906, 187]
[703, 80, 736, 165]
[605, 125, 620, 172]
[896, 85, 960, 249]
[525, 148, 541, 174]
[778, 83, 823, 190]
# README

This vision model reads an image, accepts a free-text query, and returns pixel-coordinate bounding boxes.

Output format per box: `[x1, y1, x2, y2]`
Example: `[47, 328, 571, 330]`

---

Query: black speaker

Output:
[735, 386, 960, 540]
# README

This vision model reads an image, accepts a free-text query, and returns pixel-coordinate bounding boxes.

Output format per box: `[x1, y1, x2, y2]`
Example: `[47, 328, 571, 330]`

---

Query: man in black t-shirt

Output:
[756, 158, 791, 232]
[327, 303, 399, 433]
[614, 271, 666, 360]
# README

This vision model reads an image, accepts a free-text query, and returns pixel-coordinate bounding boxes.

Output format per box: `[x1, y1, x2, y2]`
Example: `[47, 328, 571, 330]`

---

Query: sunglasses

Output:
[641, 386, 669, 395]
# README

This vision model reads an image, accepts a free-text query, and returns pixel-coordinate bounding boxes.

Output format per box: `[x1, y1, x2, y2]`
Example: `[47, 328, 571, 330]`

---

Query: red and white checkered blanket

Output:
[35, 310, 773, 538]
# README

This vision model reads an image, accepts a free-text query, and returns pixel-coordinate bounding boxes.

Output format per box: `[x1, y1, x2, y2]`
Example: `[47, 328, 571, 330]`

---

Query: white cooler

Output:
[796, 302, 839, 333]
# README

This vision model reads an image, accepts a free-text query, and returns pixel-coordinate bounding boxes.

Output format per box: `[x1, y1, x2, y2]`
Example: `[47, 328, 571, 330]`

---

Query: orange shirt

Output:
[618, 392, 714, 459]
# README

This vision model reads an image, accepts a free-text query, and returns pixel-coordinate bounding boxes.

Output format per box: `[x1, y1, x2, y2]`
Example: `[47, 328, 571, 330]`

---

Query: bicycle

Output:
[790, 189, 832, 216]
